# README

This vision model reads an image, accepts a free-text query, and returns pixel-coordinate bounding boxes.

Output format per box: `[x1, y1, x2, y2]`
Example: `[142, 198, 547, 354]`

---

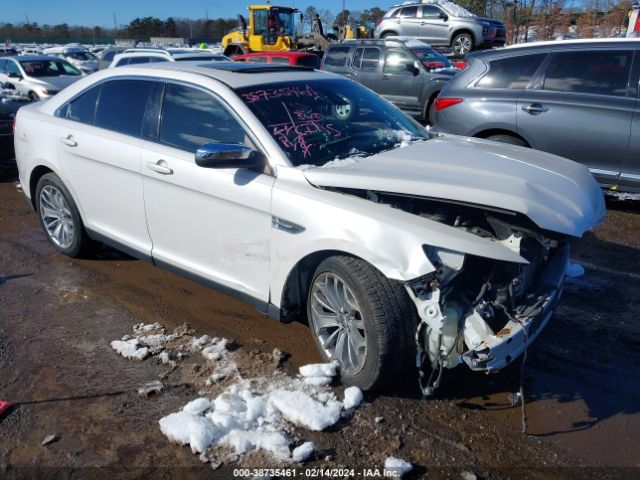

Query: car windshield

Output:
[410, 48, 454, 69]
[66, 51, 97, 61]
[20, 60, 82, 77]
[236, 79, 429, 167]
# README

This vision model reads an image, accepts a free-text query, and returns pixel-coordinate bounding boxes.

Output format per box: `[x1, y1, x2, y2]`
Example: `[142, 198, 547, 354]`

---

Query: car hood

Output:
[31, 75, 82, 90]
[302, 135, 605, 238]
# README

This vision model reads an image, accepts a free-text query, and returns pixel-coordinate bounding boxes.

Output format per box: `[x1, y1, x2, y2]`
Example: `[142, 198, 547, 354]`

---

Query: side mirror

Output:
[195, 143, 267, 170]
[439, 12, 449, 21]
[405, 61, 420, 76]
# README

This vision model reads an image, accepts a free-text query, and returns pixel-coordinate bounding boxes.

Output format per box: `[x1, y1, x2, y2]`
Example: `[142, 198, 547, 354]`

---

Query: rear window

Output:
[297, 55, 320, 68]
[94, 80, 154, 137]
[542, 50, 632, 97]
[476, 53, 546, 89]
[324, 46, 352, 68]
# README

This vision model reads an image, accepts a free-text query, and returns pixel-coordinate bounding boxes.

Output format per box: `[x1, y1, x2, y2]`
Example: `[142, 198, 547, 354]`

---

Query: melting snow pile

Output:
[111, 322, 186, 360]
[159, 369, 361, 462]
[111, 323, 366, 465]
[384, 457, 413, 477]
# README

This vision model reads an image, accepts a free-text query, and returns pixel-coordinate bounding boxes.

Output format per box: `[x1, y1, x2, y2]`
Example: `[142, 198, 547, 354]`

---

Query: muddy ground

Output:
[0, 156, 638, 479]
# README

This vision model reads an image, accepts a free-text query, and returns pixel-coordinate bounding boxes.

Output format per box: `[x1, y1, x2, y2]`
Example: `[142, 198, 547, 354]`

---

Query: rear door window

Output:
[324, 46, 352, 68]
[94, 80, 154, 136]
[476, 53, 546, 89]
[399, 6, 418, 18]
[353, 47, 381, 71]
[65, 86, 101, 124]
[541, 50, 633, 97]
[159, 83, 248, 153]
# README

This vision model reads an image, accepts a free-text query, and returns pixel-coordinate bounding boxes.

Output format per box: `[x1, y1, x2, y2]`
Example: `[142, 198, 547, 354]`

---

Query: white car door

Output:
[55, 79, 153, 256]
[141, 82, 275, 305]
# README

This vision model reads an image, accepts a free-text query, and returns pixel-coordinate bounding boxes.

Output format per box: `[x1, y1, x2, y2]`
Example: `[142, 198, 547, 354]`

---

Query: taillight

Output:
[434, 97, 463, 111]
[12, 116, 16, 134]
[376, 19, 382, 26]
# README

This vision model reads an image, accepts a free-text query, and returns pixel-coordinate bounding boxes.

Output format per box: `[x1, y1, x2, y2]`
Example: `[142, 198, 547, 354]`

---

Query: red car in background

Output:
[232, 51, 321, 69]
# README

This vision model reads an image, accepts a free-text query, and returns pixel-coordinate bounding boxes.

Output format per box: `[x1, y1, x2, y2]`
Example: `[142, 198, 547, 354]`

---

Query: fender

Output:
[268, 167, 526, 308]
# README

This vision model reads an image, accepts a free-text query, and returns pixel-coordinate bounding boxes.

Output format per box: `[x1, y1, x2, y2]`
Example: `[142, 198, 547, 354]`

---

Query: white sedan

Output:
[14, 61, 605, 392]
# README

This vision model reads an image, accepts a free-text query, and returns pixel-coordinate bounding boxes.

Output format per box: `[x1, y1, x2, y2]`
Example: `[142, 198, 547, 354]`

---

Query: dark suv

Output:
[322, 39, 459, 124]
[435, 39, 640, 193]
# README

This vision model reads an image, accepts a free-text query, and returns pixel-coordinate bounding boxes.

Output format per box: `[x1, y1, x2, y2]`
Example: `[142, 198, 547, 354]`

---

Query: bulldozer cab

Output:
[222, 5, 296, 56]
[252, 6, 295, 45]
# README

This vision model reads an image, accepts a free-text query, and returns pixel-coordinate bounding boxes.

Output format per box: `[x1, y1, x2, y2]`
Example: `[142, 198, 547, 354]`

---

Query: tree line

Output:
[1, 0, 634, 44]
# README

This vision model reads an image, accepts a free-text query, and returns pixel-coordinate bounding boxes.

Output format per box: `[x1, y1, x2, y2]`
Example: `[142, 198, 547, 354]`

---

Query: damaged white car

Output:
[14, 62, 606, 391]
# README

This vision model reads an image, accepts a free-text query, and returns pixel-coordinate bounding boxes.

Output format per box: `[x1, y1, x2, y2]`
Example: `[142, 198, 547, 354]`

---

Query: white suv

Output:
[14, 62, 605, 391]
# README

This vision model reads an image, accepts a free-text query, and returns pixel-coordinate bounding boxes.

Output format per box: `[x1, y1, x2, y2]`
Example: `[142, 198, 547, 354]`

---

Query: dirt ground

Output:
[1, 156, 638, 479]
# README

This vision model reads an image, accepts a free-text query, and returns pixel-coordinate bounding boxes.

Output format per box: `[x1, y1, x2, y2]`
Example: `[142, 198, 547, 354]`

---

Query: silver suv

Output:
[374, 0, 505, 56]
[434, 39, 640, 193]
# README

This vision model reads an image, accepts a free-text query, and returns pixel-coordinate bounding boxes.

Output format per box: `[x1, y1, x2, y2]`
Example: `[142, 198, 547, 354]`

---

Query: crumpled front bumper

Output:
[461, 243, 570, 372]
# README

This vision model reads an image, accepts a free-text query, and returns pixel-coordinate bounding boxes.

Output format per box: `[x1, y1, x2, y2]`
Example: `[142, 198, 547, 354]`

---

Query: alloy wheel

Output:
[39, 185, 75, 249]
[309, 272, 367, 375]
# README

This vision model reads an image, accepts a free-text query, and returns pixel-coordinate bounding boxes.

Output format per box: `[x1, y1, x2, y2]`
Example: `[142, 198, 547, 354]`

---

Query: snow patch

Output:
[269, 390, 342, 431]
[183, 398, 213, 416]
[202, 338, 228, 361]
[299, 363, 337, 378]
[384, 457, 413, 477]
[110, 339, 149, 360]
[343, 386, 363, 410]
[159, 411, 216, 454]
[292, 441, 315, 462]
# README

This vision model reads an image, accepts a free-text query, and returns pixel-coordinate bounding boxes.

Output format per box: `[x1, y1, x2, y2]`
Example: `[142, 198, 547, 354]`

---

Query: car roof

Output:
[502, 37, 640, 51]
[107, 61, 325, 88]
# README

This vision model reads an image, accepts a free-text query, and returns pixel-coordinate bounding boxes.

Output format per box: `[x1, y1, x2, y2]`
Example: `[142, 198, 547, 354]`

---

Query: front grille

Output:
[0, 120, 12, 137]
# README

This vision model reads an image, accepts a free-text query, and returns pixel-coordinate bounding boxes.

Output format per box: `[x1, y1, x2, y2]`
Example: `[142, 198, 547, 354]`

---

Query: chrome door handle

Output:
[522, 104, 549, 115]
[146, 160, 173, 175]
[59, 135, 77, 147]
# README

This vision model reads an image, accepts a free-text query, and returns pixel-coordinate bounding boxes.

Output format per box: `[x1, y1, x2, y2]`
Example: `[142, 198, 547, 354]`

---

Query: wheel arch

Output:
[380, 30, 398, 38]
[29, 165, 56, 210]
[28, 164, 87, 224]
[451, 28, 476, 46]
[474, 128, 531, 147]
[276, 245, 420, 324]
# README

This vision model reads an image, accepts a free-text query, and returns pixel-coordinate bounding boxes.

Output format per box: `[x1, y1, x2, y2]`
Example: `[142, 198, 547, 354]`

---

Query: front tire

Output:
[307, 256, 417, 390]
[451, 32, 474, 56]
[36, 173, 94, 258]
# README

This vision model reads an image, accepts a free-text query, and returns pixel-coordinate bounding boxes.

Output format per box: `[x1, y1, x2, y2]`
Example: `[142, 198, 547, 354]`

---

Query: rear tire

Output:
[307, 255, 417, 390]
[35, 173, 94, 258]
[486, 134, 528, 147]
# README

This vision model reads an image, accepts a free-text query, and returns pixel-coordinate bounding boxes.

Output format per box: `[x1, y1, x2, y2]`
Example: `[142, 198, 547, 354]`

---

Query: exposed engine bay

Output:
[330, 188, 571, 395]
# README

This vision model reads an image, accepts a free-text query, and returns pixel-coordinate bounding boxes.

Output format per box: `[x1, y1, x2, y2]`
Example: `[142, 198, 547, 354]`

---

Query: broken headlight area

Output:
[401, 201, 570, 396]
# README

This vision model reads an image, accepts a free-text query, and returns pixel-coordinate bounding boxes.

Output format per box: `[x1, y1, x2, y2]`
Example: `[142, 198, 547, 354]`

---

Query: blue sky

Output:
[10, 1, 397, 27]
